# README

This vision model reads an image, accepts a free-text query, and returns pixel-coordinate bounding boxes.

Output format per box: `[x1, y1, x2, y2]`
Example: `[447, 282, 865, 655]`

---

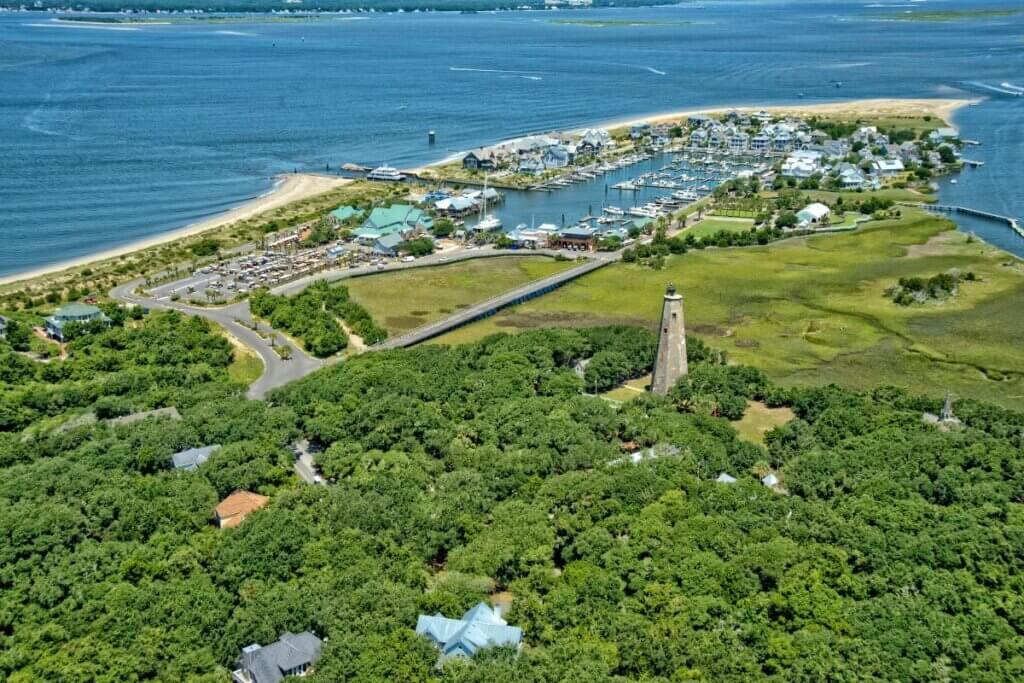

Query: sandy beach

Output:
[0, 173, 350, 287]
[2, 98, 973, 290]
[590, 98, 975, 133]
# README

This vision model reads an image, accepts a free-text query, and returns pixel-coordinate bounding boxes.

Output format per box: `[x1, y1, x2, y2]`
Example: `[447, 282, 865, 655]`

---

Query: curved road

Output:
[110, 281, 322, 399]
[112, 245, 624, 399]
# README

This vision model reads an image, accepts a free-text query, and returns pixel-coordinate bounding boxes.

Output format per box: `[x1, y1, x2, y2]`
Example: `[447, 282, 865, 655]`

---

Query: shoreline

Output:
[0, 173, 351, 287]
[1, 97, 974, 289]
[407, 97, 976, 175]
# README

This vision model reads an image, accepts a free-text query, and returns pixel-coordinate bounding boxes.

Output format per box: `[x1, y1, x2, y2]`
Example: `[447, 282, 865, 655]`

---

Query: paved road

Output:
[110, 281, 322, 399]
[112, 246, 621, 398]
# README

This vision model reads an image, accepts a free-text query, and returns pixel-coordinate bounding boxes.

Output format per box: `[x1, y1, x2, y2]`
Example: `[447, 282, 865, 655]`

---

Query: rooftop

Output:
[215, 490, 269, 528]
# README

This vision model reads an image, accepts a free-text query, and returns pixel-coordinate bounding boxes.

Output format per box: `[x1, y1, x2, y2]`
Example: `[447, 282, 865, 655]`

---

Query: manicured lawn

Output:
[433, 210, 1024, 408]
[687, 217, 756, 239]
[732, 401, 796, 444]
[344, 256, 576, 335]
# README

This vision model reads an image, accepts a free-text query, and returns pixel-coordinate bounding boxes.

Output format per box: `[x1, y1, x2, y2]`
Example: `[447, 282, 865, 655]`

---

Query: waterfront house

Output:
[462, 148, 499, 171]
[44, 303, 110, 341]
[753, 109, 773, 124]
[631, 122, 651, 139]
[233, 632, 323, 683]
[688, 114, 712, 127]
[215, 490, 269, 529]
[797, 202, 831, 227]
[416, 602, 522, 664]
[543, 145, 572, 169]
[929, 127, 958, 143]
[517, 156, 545, 175]
[729, 131, 749, 152]
[373, 232, 405, 257]
[171, 445, 220, 472]
[359, 204, 432, 239]
[577, 128, 613, 155]
[435, 195, 478, 217]
[328, 205, 364, 225]
[750, 134, 770, 154]
[552, 226, 597, 251]
[873, 158, 905, 176]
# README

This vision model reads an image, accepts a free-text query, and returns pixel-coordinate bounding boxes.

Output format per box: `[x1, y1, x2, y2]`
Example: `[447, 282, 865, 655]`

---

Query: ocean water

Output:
[1, 0, 1023, 276]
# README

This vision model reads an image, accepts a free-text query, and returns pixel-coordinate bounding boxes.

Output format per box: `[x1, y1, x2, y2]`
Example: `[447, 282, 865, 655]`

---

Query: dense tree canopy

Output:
[1, 317, 1022, 681]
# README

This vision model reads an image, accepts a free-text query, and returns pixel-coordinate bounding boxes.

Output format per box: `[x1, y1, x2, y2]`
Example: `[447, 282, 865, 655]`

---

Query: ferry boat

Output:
[367, 165, 406, 181]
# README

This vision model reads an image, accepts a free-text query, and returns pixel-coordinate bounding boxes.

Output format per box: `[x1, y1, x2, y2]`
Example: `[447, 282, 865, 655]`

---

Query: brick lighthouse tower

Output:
[650, 283, 688, 395]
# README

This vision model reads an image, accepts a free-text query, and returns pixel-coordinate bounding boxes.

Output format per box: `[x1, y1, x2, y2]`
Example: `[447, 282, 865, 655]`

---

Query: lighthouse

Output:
[650, 283, 688, 395]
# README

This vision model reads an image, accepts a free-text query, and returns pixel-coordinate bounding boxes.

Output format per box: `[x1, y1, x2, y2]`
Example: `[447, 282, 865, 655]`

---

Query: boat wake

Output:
[966, 81, 1023, 97]
[450, 67, 541, 76]
[216, 30, 257, 37]
[23, 21, 141, 31]
[1001, 82, 1024, 94]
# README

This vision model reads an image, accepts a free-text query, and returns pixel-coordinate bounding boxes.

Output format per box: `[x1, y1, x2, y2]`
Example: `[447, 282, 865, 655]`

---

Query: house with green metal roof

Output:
[44, 303, 110, 341]
[355, 204, 432, 245]
[328, 205, 364, 224]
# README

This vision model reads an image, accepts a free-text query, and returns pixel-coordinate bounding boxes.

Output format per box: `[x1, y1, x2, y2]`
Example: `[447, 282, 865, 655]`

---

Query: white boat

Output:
[367, 165, 406, 181]
[473, 173, 502, 232]
[603, 206, 625, 216]
[475, 214, 503, 231]
[628, 206, 659, 218]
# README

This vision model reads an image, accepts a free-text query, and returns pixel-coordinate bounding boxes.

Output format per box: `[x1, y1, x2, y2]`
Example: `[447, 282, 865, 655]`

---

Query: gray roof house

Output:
[232, 632, 323, 683]
[416, 602, 522, 663]
[170, 444, 220, 471]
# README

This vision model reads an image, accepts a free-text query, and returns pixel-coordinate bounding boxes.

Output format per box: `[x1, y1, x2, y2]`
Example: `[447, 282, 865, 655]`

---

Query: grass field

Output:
[344, 256, 576, 335]
[687, 217, 756, 239]
[601, 374, 652, 402]
[225, 336, 264, 385]
[732, 401, 796, 444]
[432, 210, 1024, 408]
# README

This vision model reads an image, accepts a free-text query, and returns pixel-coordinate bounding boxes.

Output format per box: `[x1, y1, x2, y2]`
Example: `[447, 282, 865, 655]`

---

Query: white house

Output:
[873, 158, 905, 176]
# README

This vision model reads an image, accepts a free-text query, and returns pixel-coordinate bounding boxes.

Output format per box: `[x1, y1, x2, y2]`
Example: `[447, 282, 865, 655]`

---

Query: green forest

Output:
[2, 310, 1023, 681]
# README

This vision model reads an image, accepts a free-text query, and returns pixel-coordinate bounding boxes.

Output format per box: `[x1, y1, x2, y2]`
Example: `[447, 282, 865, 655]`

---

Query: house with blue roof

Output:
[416, 602, 522, 664]
[372, 232, 405, 257]
[170, 445, 220, 472]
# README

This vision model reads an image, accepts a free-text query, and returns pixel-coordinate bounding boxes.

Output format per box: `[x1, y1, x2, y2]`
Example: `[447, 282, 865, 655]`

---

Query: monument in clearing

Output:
[650, 283, 688, 395]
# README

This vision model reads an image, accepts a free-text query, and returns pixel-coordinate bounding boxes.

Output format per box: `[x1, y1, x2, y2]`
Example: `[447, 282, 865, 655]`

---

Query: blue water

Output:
[1, 0, 1023, 276]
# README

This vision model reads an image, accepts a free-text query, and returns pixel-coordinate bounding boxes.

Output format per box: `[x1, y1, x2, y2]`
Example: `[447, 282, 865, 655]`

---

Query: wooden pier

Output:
[372, 257, 611, 350]
[923, 204, 1024, 240]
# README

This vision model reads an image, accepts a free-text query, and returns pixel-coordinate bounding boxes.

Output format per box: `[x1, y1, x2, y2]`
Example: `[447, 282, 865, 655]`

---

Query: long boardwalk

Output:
[923, 204, 1024, 239]
[373, 257, 611, 350]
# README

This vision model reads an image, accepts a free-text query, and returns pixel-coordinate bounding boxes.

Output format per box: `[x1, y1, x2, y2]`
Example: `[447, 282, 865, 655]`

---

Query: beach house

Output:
[44, 303, 110, 341]
[354, 204, 432, 245]
[462, 148, 499, 171]
[873, 158, 905, 177]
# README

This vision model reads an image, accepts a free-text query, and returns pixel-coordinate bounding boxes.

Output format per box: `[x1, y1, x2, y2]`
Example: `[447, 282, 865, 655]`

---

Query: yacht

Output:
[603, 206, 625, 216]
[367, 165, 406, 181]
[475, 214, 503, 232]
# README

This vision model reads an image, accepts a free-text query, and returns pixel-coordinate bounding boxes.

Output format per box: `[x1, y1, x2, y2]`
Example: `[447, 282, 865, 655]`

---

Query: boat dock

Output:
[923, 204, 1024, 240]
[372, 256, 610, 349]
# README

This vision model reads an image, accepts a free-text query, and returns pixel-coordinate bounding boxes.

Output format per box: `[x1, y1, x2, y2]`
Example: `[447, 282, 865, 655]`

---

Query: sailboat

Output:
[475, 174, 503, 232]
